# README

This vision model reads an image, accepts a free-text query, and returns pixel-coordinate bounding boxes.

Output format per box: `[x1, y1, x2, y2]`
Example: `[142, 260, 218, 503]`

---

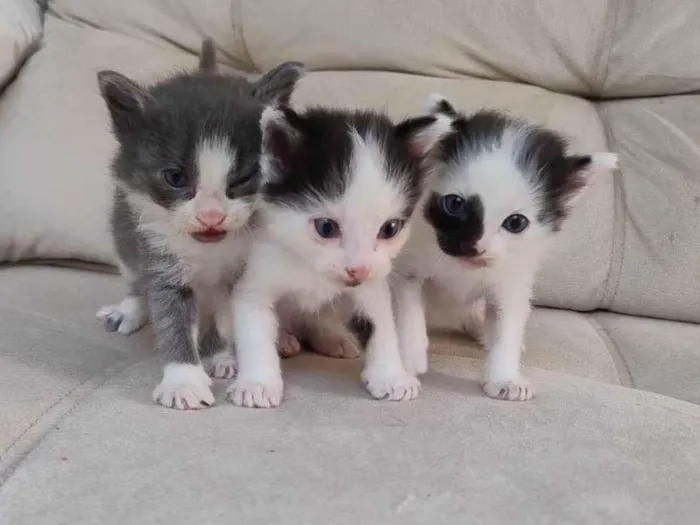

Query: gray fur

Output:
[98, 43, 304, 368]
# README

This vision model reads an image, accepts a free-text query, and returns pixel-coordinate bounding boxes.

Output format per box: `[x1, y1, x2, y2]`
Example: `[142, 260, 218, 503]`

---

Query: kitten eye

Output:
[377, 219, 405, 240]
[440, 194, 467, 217]
[313, 218, 341, 239]
[226, 170, 258, 198]
[162, 168, 189, 189]
[502, 214, 530, 234]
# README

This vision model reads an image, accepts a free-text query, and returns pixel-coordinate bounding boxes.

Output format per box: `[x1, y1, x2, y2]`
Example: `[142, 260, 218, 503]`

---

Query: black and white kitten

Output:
[96, 40, 304, 410]
[226, 106, 452, 408]
[393, 96, 619, 401]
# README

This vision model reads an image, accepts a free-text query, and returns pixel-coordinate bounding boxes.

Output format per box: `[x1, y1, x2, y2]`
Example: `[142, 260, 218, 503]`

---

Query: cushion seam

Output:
[583, 315, 634, 388]
[0, 356, 145, 486]
[595, 103, 626, 308]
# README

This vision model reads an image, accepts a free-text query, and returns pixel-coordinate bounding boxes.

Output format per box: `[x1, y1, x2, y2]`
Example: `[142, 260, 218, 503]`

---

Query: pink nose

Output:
[345, 266, 370, 283]
[196, 210, 226, 227]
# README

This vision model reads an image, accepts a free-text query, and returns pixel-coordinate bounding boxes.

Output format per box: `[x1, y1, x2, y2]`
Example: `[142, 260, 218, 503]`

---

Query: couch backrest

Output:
[18, 0, 700, 323]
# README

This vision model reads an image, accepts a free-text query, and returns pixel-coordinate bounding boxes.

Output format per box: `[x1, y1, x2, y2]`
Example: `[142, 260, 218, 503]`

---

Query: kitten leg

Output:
[97, 295, 148, 335]
[461, 297, 486, 345]
[277, 326, 302, 358]
[301, 304, 362, 359]
[355, 279, 420, 401]
[481, 284, 533, 401]
[393, 277, 429, 377]
[149, 286, 215, 410]
[96, 270, 148, 335]
[227, 290, 283, 408]
[199, 322, 237, 380]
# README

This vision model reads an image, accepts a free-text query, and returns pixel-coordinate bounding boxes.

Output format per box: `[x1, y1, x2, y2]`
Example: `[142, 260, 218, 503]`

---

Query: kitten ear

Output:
[395, 94, 458, 157]
[564, 152, 619, 204]
[427, 93, 459, 118]
[260, 105, 303, 183]
[198, 38, 217, 72]
[97, 70, 150, 135]
[252, 61, 305, 106]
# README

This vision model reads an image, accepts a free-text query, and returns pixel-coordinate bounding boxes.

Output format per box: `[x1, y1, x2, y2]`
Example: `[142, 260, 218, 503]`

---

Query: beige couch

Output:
[2, 1, 700, 523]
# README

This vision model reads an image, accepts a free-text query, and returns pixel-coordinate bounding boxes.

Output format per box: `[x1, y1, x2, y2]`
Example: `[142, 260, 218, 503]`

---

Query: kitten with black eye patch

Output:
[95, 39, 304, 410]
[392, 96, 619, 401]
[225, 105, 453, 408]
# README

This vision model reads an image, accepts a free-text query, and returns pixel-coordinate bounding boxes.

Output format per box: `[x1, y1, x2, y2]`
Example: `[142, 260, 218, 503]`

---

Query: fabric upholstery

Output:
[2, 352, 700, 524]
[0, 0, 42, 90]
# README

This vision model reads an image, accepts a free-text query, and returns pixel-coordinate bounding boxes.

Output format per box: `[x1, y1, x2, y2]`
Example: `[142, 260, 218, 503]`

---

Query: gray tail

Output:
[198, 38, 217, 72]
[251, 61, 305, 105]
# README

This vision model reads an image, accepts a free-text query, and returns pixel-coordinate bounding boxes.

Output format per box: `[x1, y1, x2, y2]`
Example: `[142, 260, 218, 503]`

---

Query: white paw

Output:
[277, 329, 302, 358]
[309, 331, 362, 359]
[96, 296, 147, 335]
[226, 377, 283, 408]
[206, 351, 237, 379]
[481, 375, 534, 401]
[362, 372, 421, 401]
[152, 363, 215, 410]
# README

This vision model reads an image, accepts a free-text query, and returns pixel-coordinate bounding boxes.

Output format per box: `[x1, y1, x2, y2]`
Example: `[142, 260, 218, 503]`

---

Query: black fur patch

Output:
[423, 192, 485, 257]
[262, 108, 427, 218]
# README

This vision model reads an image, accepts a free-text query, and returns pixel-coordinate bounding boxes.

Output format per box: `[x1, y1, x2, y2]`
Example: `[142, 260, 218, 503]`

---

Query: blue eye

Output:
[162, 168, 189, 189]
[502, 214, 529, 234]
[377, 219, 405, 240]
[313, 218, 341, 239]
[440, 194, 467, 217]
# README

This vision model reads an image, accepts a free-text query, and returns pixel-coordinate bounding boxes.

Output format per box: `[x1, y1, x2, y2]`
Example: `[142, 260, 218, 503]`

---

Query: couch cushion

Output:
[0, 0, 42, 91]
[598, 95, 700, 323]
[1, 353, 700, 524]
[0, 16, 200, 265]
[50, 0, 248, 69]
[592, 312, 700, 405]
[603, 0, 700, 97]
[0, 265, 151, 465]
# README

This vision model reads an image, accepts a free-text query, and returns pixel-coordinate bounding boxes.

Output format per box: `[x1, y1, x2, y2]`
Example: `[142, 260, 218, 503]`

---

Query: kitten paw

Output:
[362, 373, 421, 401]
[277, 330, 302, 358]
[96, 298, 147, 335]
[311, 332, 362, 359]
[152, 363, 215, 410]
[481, 376, 534, 401]
[226, 378, 283, 408]
[205, 351, 237, 379]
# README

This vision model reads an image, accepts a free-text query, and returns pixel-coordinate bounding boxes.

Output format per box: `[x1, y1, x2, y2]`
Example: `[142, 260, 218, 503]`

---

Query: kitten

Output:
[226, 105, 452, 408]
[96, 39, 304, 410]
[393, 96, 619, 401]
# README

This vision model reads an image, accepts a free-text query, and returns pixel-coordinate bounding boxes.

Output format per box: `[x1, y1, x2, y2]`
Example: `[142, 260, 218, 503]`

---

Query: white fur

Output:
[228, 133, 419, 407]
[152, 363, 215, 410]
[393, 130, 618, 401]
[96, 295, 148, 335]
[119, 137, 253, 289]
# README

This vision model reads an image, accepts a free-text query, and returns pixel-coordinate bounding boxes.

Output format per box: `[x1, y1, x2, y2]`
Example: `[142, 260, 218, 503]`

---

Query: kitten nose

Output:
[345, 266, 370, 283]
[196, 210, 226, 227]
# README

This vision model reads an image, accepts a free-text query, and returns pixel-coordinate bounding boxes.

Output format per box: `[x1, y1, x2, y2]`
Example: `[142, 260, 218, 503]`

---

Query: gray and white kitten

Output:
[96, 40, 304, 410]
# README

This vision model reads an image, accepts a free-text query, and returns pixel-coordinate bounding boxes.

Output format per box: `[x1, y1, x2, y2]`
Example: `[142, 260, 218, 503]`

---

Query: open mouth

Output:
[191, 229, 227, 243]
